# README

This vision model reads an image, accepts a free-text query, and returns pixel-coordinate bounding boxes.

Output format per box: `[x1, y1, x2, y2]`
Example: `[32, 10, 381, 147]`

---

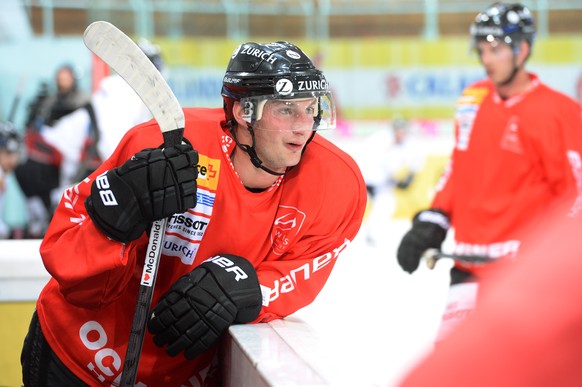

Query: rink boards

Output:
[0, 239, 335, 386]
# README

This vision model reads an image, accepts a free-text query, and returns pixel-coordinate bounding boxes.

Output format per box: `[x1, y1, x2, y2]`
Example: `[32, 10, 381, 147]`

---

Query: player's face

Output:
[476, 40, 515, 85]
[56, 67, 75, 93]
[252, 98, 316, 171]
[0, 150, 19, 173]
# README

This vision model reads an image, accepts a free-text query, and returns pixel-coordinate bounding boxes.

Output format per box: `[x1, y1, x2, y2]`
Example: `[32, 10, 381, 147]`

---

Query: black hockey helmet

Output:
[470, 2, 535, 50]
[0, 121, 22, 153]
[221, 41, 336, 131]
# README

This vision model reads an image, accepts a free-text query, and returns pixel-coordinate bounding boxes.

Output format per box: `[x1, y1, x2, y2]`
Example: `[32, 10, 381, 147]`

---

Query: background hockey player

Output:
[15, 39, 162, 238]
[396, 2, 582, 340]
[399, 201, 582, 386]
[20, 41, 367, 386]
[358, 117, 424, 245]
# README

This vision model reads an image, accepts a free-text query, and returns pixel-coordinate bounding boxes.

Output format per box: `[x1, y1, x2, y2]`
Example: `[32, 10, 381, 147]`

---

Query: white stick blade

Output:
[83, 21, 184, 134]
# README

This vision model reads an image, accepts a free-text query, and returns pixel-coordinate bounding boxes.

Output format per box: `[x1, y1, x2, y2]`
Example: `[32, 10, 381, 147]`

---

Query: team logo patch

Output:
[271, 205, 306, 255]
[500, 116, 523, 154]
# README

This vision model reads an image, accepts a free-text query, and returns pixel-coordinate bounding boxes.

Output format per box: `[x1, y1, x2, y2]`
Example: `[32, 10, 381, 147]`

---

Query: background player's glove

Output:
[397, 209, 449, 274]
[148, 254, 262, 360]
[85, 144, 198, 243]
[394, 173, 414, 190]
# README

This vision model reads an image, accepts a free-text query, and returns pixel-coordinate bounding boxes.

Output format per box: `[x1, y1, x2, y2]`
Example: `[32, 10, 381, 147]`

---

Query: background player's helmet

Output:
[470, 2, 535, 50]
[0, 121, 21, 153]
[221, 41, 336, 131]
[138, 38, 164, 71]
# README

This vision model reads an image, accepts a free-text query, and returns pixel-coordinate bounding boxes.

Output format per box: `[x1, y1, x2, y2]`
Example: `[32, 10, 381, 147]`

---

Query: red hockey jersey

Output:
[400, 206, 582, 387]
[36, 107, 367, 386]
[432, 74, 582, 276]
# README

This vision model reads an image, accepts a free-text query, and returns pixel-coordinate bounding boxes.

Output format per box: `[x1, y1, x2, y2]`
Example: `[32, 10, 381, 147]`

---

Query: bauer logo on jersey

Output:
[196, 154, 220, 191]
[271, 205, 306, 255]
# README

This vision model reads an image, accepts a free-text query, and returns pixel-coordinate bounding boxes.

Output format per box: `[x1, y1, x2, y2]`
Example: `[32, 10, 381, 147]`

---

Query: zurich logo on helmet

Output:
[275, 79, 294, 96]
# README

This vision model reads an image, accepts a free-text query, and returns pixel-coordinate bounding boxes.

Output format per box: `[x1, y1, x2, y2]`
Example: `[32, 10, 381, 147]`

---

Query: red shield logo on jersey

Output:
[271, 205, 306, 255]
[500, 116, 523, 154]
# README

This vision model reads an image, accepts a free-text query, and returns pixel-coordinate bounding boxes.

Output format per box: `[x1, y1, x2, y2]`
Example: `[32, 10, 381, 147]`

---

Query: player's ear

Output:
[232, 101, 247, 127]
[517, 40, 531, 66]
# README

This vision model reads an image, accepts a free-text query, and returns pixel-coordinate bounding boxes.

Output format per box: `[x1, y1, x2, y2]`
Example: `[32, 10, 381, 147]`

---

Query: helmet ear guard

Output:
[240, 99, 267, 125]
[242, 100, 254, 122]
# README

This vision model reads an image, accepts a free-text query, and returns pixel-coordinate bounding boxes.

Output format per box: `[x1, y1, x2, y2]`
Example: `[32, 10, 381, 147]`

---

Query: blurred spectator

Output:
[358, 117, 424, 245]
[14, 39, 163, 238]
[14, 64, 90, 238]
[0, 121, 22, 238]
[26, 64, 90, 129]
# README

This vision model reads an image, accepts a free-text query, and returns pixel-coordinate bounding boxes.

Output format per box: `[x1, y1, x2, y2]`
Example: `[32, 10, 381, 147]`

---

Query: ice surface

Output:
[292, 219, 454, 386]
[291, 123, 455, 386]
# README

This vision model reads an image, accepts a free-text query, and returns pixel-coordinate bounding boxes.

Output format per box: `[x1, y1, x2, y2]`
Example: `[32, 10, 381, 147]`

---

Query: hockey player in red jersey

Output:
[21, 41, 367, 386]
[397, 2, 582, 340]
[399, 204, 582, 387]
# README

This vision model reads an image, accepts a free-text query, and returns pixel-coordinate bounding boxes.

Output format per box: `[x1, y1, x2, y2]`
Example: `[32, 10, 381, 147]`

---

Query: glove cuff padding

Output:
[412, 208, 450, 243]
[199, 254, 262, 323]
[85, 196, 148, 243]
[396, 208, 450, 274]
[85, 170, 149, 243]
[84, 143, 198, 243]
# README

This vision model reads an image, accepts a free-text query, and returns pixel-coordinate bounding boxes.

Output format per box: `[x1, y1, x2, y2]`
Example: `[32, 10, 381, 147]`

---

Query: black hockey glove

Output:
[85, 143, 198, 243]
[397, 209, 449, 274]
[148, 254, 262, 360]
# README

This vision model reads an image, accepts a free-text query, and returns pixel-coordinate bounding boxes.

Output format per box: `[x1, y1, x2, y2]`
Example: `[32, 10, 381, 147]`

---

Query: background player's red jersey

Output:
[432, 73, 582, 276]
[399, 204, 582, 387]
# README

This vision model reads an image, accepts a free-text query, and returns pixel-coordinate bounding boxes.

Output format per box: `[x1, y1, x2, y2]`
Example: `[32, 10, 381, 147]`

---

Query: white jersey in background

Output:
[41, 74, 152, 198]
[356, 125, 424, 244]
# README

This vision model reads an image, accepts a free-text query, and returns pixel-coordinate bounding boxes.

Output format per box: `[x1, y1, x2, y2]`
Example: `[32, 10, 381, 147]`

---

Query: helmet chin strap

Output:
[499, 64, 520, 88]
[499, 46, 522, 88]
[229, 121, 286, 176]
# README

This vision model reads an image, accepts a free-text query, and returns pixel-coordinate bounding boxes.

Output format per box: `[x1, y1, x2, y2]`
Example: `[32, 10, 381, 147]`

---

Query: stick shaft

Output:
[424, 248, 491, 270]
[83, 21, 184, 386]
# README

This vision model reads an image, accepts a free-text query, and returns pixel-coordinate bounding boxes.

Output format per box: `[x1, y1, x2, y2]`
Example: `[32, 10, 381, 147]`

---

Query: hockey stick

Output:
[422, 248, 491, 270]
[7, 76, 26, 122]
[83, 21, 185, 387]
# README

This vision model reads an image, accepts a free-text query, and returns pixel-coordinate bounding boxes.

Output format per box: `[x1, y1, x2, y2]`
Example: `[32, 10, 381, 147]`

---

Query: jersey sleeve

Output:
[431, 155, 454, 214]
[39, 121, 160, 309]
[431, 112, 461, 215]
[532, 94, 582, 212]
[254, 143, 368, 322]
